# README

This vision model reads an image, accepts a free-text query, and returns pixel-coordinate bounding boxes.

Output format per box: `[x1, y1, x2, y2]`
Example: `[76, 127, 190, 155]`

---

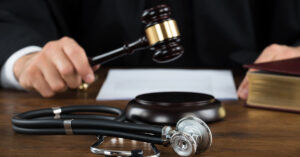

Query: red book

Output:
[244, 57, 300, 113]
[244, 57, 300, 75]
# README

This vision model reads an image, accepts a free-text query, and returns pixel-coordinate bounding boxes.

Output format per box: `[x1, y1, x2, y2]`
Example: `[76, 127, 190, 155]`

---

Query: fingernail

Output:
[93, 64, 100, 71]
[84, 74, 94, 83]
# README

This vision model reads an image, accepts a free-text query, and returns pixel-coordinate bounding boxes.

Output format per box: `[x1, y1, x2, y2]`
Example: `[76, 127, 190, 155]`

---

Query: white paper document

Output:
[97, 69, 238, 100]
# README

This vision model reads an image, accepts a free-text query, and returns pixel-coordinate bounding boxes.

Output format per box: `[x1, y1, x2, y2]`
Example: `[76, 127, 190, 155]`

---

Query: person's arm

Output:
[0, 46, 41, 90]
[0, 0, 96, 97]
[14, 37, 96, 97]
[238, 0, 300, 100]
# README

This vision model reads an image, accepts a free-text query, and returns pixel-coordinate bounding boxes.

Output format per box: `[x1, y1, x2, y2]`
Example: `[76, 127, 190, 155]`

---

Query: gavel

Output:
[88, 4, 184, 65]
[79, 4, 184, 91]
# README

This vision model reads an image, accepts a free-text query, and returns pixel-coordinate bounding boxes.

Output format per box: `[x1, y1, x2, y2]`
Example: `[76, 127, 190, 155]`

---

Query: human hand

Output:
[238, 44, 300, 100]
[14, 37, 100, 97]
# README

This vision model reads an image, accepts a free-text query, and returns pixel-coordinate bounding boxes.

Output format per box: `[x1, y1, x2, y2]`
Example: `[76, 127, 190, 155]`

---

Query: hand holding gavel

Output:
[14, 37, 98, 97]
[14, 4, 184, 97]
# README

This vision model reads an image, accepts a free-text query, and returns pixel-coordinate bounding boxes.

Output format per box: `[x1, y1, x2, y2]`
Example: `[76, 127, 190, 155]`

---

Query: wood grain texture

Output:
[0, 68, 299, 157]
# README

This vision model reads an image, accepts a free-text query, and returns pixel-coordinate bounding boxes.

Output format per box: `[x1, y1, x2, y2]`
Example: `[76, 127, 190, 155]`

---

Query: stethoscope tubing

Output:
[12, 125, 163, 144]
[12, 105, 164, 144]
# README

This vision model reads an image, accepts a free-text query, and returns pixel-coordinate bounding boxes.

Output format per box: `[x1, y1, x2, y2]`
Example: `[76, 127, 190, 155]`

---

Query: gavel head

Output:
[141, 4, 184, 63]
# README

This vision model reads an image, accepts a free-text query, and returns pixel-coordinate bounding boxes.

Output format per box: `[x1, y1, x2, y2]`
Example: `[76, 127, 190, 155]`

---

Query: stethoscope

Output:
[12, 105, 212, 157]
[11, 3, 217, 155]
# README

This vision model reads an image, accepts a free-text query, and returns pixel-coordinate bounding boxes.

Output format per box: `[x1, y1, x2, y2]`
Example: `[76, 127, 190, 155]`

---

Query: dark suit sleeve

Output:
[0, 0, 60, 65]
[268, 0, 300, 47]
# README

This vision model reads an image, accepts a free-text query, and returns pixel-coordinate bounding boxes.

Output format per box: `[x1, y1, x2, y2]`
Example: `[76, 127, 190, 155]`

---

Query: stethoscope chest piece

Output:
[173, 115, 212, 156]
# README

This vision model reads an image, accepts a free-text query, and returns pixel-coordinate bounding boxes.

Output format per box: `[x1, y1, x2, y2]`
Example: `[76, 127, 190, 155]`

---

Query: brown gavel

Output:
[88, 4, 184, 65]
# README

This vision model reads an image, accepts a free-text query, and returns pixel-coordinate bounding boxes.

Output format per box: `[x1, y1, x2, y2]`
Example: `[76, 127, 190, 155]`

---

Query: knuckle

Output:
[43, 41, 60, 56]
[25, 65, 38, 76]
[67, 48, 77, 56]
[66, 47, 83, 57]
[60, 65, 74, 76]
[23, 67, 45, 87]
[61, 36, 73, 42]
[50, 81, 66, 92]
[266, 44, 280, 52]
[32, 54, 45, 63]
[44, 41, 57, 50]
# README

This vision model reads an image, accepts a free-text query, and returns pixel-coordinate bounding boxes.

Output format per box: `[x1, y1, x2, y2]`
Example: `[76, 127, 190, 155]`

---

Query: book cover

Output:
[244, 57, 300, 113]
[244, 57, 300, 75]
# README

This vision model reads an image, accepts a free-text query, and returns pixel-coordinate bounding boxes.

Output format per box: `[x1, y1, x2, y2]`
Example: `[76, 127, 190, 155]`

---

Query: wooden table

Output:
[0, 69, 299, 157]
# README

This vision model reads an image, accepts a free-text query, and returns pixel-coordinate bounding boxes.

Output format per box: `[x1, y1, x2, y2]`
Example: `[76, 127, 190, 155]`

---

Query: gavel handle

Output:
[88, 36, 149, 65]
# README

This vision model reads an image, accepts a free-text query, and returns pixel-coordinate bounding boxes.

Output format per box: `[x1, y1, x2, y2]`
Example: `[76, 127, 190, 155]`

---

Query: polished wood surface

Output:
[0, 69, 299, 157]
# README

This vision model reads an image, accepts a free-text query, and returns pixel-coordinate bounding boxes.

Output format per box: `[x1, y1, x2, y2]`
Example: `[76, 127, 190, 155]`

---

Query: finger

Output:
[38, 57, 68, 92]
[237, 77, 249, 100]
[45, 45, 82, 89]
[31, 71, 55, 98]
[255, 44, 286, 63]
[63, 72, 81, 89]
[275, 46, 300, 60]
[19, 75, 35, 92]
[60, 37, 94, 83]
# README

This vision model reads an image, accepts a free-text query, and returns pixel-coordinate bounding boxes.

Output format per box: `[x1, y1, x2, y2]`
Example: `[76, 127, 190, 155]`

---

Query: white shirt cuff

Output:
[1, 46, 42, 90]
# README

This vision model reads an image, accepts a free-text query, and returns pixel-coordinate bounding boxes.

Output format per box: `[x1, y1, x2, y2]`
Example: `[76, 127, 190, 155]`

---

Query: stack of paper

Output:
[96, 69, 237, 100]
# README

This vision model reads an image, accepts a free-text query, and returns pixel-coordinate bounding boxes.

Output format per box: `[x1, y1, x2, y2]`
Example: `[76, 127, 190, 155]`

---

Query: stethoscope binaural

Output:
[12, 104, 212, 157]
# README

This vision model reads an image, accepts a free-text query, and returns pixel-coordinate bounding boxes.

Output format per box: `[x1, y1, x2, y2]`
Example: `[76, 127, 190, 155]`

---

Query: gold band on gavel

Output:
[145, 19, 180, 46]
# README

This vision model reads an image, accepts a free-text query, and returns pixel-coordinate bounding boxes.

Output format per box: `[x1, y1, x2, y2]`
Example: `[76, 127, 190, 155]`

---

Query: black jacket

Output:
[1, 0, 300, 68]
